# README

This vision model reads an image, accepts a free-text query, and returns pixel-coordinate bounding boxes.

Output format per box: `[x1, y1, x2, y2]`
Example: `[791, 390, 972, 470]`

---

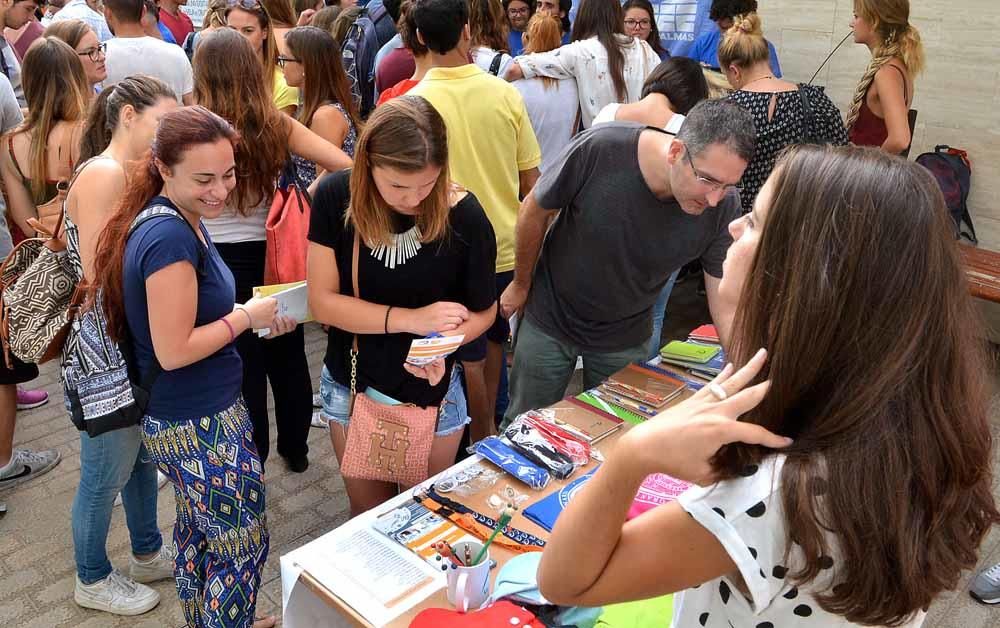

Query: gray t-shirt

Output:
[0, 39, 24, 108]
[525, 123, 739, 351]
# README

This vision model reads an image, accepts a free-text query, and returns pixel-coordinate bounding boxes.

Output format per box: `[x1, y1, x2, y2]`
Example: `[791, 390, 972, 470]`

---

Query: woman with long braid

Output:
[846, 0, 923, 154]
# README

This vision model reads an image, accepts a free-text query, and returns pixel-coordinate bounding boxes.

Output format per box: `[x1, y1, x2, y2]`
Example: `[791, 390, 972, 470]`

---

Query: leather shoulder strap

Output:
[351, 230, 360, 353]
[7, 134, 24, 182]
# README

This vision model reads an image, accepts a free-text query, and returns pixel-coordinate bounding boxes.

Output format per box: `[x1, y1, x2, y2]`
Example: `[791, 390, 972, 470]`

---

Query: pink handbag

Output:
[339, 232, 438, 485]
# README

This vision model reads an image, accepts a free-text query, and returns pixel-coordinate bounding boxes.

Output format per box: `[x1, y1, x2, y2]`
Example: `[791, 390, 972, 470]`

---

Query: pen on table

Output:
[591, 388, 657, 416]
[640, 362, 706, 391]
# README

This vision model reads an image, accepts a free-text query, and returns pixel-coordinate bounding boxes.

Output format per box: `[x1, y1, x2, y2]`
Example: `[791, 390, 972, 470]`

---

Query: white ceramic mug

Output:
[445, 541, 491, 613]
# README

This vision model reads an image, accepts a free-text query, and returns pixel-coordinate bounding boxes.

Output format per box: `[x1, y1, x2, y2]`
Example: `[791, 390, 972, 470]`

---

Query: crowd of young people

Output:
[0, 0, 995, 626]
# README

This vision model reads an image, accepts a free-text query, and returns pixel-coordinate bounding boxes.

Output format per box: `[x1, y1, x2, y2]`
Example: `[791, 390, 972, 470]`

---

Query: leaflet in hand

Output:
[405, 334, 464, 366]
[252, 281, 311, 337]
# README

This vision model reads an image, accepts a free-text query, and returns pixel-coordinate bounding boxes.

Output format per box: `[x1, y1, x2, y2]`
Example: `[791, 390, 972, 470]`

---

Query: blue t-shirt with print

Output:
[123, 196, 243, 421]
[686, 27, 782, 77]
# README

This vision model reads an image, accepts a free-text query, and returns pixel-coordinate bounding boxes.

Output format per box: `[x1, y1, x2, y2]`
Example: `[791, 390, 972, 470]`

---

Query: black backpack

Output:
[915, 145, 977, 243]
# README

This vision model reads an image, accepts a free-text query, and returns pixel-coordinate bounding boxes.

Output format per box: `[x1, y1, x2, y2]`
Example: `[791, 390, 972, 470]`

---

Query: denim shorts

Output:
[319, 363, 469, 437]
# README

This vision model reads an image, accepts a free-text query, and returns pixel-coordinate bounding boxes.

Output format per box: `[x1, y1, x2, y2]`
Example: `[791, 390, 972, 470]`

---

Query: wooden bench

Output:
[959, 244, 1000, 303]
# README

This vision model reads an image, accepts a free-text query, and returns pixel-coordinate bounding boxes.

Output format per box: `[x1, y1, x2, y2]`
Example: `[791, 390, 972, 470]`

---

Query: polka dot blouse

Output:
[673, 456, 927, 628]
[727, 86, 849, 214]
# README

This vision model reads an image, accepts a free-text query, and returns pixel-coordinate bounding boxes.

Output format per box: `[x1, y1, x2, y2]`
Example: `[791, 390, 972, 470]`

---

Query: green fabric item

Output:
[595, 594, 673, 627]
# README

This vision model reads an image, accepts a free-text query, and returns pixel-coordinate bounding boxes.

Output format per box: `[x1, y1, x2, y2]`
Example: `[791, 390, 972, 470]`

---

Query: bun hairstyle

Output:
[845, 0, 924, 130]
[79, 75, 176, 161]
[717, 12, 769, 71]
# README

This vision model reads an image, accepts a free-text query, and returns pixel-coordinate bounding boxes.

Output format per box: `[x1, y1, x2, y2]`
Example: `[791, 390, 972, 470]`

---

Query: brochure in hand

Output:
[406, 334, 465, 366]
[252, 280, 312, 337]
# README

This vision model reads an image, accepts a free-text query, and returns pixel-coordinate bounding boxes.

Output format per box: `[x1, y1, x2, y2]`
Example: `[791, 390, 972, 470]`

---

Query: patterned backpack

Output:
[0, 162, 92, 367]
[63, 204, 198, 436]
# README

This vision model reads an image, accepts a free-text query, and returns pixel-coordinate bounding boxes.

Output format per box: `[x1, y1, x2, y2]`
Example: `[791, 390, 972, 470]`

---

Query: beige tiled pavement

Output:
[1, 320, 999, 626]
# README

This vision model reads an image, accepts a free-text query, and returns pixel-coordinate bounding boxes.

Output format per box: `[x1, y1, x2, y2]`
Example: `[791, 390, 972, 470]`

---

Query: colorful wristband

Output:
[221, 316, 236, 343]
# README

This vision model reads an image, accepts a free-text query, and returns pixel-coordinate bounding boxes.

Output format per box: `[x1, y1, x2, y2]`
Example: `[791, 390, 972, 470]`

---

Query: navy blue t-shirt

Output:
[123, 196, 243, 421]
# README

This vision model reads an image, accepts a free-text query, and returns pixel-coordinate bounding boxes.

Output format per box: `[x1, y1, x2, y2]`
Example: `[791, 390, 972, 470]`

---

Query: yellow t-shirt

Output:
[410, 65, 541, 273]
[273, 70, 299, 112]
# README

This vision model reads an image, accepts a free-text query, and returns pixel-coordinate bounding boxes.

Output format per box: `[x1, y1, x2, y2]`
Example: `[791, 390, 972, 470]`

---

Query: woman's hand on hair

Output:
[296, 8, 316, 25]
[262, 315, 298, 339]
[621, 348, 792, 486]
[403, 358, 446, 386]
[398, 302, 470, 336]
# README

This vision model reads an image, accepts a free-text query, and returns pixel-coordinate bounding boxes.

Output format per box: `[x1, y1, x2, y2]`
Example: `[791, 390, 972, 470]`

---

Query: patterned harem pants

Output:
[142, 398, 269, 628]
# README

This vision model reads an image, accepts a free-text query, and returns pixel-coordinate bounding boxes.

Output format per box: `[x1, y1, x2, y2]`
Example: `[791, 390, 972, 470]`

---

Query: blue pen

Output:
[591, 388, 658, 416]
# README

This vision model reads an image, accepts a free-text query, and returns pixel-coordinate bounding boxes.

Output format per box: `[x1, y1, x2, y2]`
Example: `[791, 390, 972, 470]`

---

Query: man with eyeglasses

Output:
[103, 0, 194, 103]
[502, 0, 532, 55]
[48, 0, 113, 40]
[500, 99, 755, 425]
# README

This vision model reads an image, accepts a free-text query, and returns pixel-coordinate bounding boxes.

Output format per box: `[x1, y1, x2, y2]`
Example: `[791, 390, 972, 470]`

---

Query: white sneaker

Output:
[311, 411, 328, 429]
[114, 471, 169, 507]
[0, 448, 60, 491]
[129, 543, 175, 583]
[74, 569, 160, 616]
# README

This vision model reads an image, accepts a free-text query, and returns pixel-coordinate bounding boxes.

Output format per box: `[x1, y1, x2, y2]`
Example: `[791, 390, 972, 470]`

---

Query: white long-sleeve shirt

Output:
[514, 34, 660, 128]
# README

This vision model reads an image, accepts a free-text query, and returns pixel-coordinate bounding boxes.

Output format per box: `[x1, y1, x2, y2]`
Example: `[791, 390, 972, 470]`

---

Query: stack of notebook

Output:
[575, 364, 686, 424]
[659, 333, 726, 380]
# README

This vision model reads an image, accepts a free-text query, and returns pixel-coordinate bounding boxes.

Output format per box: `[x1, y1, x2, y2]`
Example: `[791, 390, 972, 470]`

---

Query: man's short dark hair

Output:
[557, 0, 570, 32]
[708, 0, 756, 21]
[676, 99, 756, 163]
[411, 0, 467, 54]
[105, 0, 144, 23]
[501, 0, 535, 14]
[384, 0, 402, 23]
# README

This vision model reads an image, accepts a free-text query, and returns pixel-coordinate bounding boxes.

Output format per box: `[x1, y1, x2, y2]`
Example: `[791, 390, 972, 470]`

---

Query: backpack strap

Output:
[368, 3, 387, 23]
[488, 52, 504, 76]
[797, 84, 817, 143]
[122, 204, 208, 397]
[129, 204, 207, 274]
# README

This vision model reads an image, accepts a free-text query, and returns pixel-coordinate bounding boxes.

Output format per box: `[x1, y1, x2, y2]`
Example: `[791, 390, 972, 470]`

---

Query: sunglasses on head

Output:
[226, 0, 269, 16]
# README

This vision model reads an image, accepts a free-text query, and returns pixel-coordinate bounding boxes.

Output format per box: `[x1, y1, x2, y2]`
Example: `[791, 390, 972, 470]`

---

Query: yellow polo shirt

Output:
[273, 70, 299, 112]
[411, 64, 541, 273]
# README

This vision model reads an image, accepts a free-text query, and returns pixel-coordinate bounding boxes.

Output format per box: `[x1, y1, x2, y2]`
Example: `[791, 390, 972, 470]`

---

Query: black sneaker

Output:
[284, 455, 309, 473]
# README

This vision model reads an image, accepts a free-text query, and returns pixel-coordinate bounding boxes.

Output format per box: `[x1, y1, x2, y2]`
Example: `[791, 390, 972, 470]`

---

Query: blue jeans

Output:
[648, 269, 681, 360]
[72, 425, 162, 584]
[320, 363, 470, 437]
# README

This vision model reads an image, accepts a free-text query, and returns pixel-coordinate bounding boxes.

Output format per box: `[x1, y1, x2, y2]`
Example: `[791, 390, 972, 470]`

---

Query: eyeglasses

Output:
[684, 149, 741, 194]
[276, 56, 300, 67]
[507, 7, 529, 15]
[77, 42, 106, 62]
[624, 18, 651, 29]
